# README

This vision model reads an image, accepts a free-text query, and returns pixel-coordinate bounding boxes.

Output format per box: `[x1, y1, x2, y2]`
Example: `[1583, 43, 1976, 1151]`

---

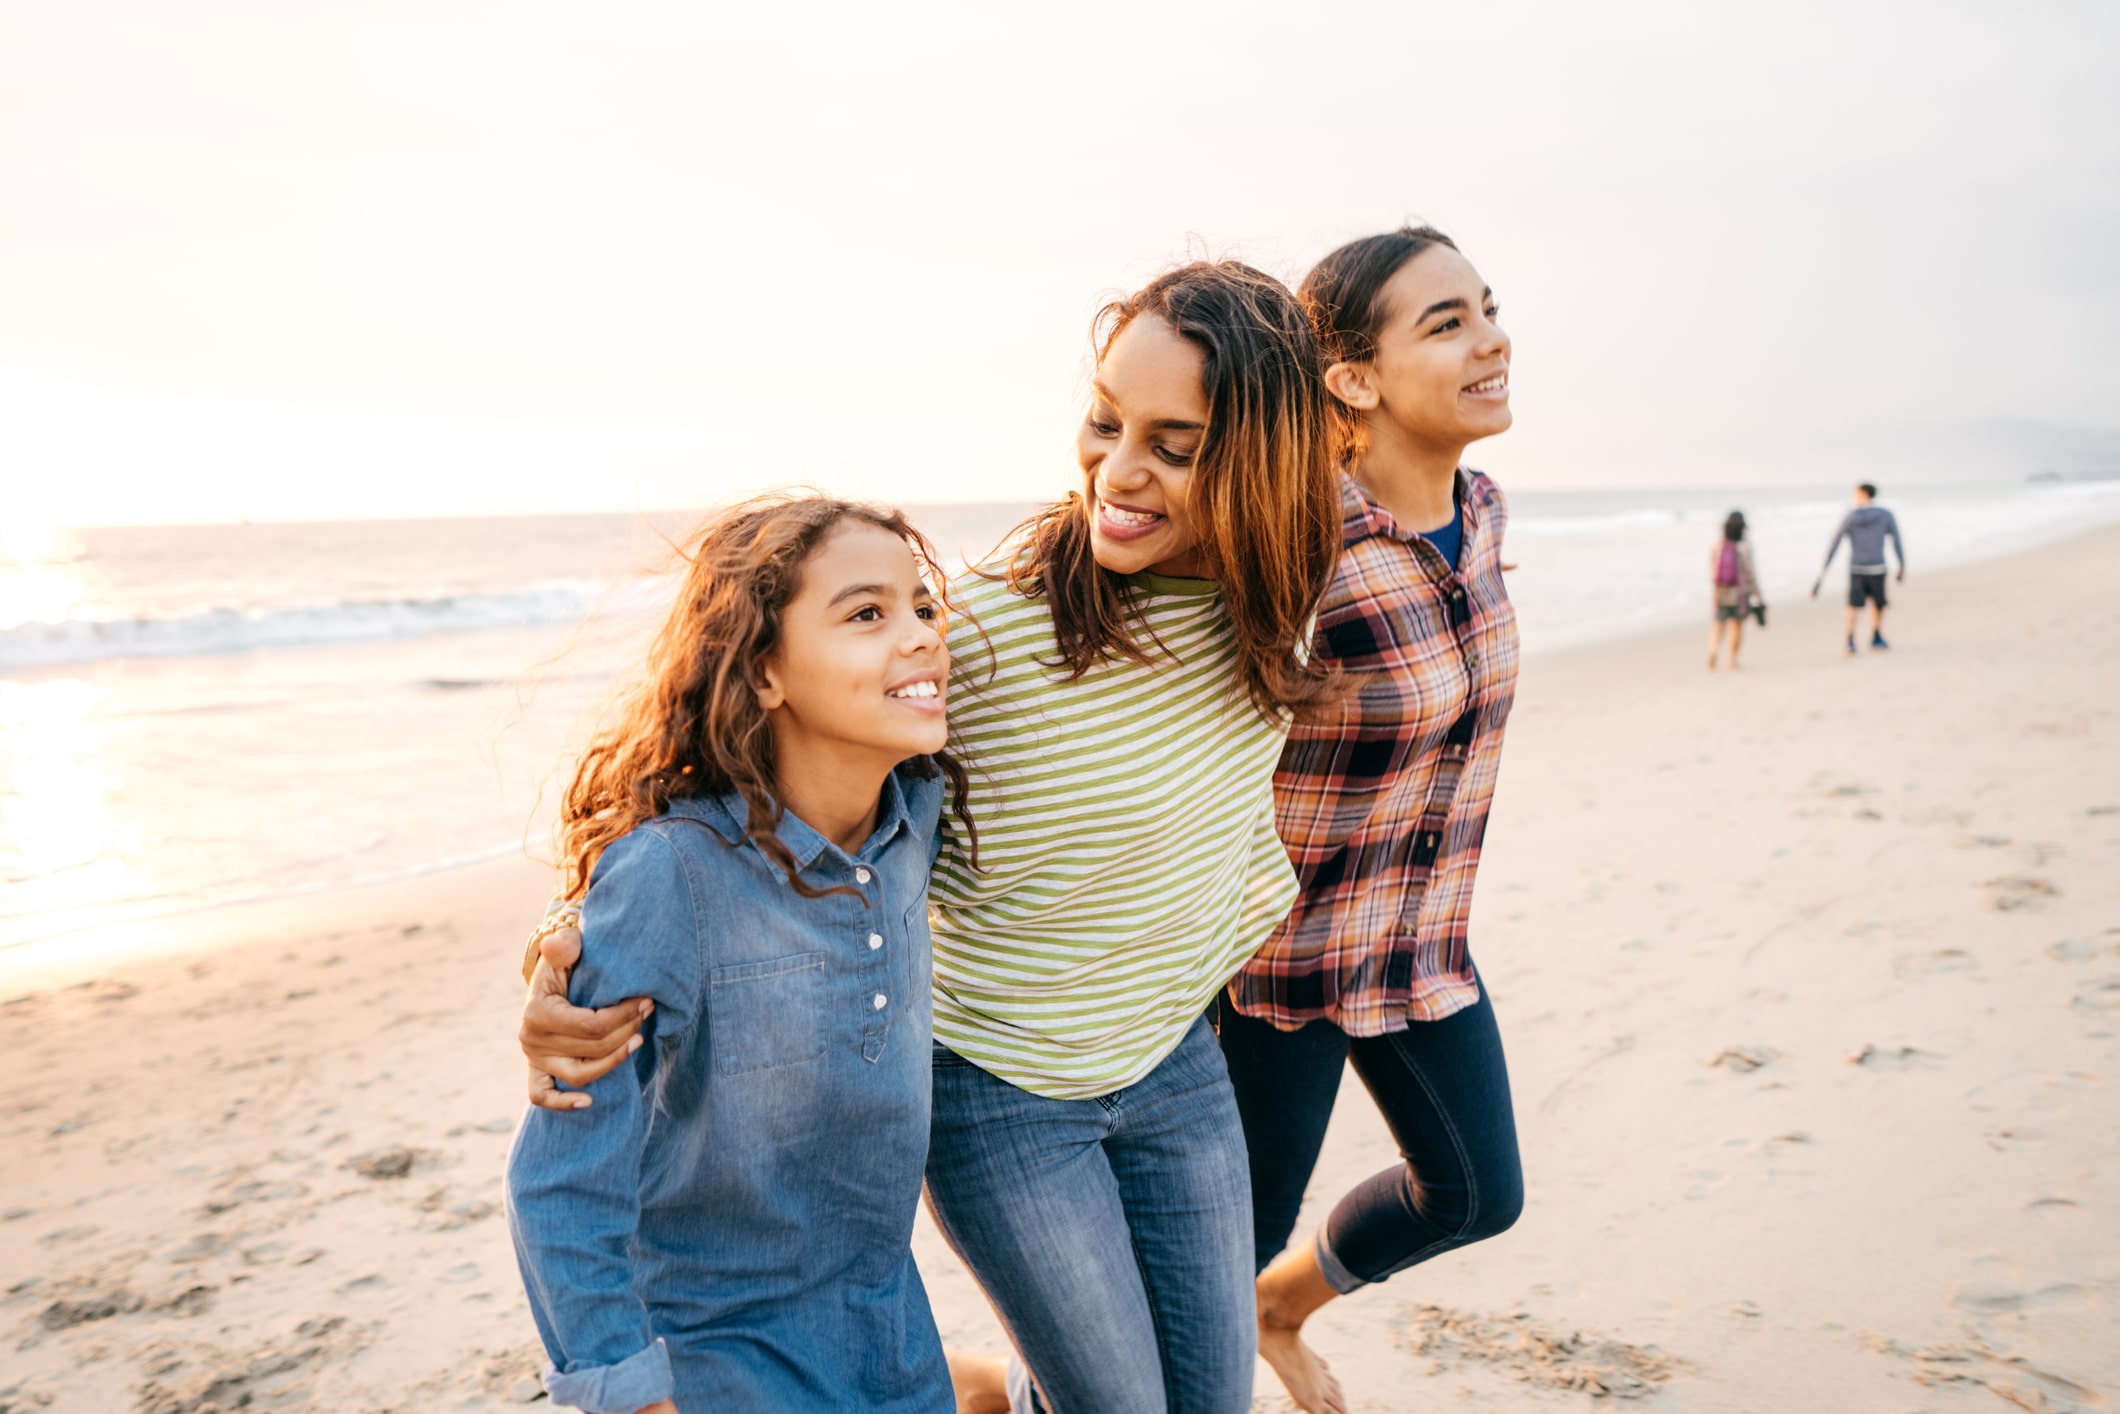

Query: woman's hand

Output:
[633, 1402, 680, 1414]
[521, 926, 653, 1110]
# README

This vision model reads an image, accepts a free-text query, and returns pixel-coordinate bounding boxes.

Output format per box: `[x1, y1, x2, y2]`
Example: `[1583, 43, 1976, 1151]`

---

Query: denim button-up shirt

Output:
[505, 763, 951, 1413]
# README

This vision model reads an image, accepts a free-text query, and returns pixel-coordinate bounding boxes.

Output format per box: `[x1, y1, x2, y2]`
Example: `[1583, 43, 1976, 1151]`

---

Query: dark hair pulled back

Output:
[1298, 225, 1460, 458]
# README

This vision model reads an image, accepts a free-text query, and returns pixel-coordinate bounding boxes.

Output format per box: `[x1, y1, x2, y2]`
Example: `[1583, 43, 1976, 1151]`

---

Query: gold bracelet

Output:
[520, 903, 584, 984]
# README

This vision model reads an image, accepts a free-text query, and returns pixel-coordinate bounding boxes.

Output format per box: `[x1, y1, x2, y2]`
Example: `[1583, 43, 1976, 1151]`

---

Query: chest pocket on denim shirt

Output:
[710, 951, 828, 1075]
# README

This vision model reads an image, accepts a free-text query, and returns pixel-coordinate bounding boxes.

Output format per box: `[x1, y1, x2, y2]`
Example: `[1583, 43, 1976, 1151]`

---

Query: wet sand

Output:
[4, 527, 2114, 1412]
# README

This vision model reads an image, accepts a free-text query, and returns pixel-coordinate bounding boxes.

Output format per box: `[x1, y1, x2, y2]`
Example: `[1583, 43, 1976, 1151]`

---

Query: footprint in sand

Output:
[1846, 1043, 1943, 1070]
[1893, 949, 1976, 980]
[39, 1285, 146, 1331]
[1954, 1283, 2088, 1314]
[1866, 1331, 2099, 1411]
[134, 1315, 362, 1414]
[1985, 875, 2058, 911]
[36, 1225, 99, 1246]
[2068, 978, 2120, 1011]
[1706, 1045, 1776, 1074]
[477, 1342, 552, 1401]
[166, 1232, 231, 1264]
[1399, 1305, 1684, 1400]
[1964, 1070, 2099, 1117]
[345, 1145, 433, 1180]
[201, 1177, 308, 1215]
[67, 979, 140, 1004]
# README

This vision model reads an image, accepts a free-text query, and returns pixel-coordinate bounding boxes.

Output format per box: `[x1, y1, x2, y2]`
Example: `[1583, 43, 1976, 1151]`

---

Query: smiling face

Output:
[1343, 244, 1512, 451]
[755, 519, 949, 773]
[1077, 315, 1211, 578]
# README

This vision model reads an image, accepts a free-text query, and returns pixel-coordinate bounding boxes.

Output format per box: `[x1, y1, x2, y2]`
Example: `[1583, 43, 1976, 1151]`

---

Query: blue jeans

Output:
[924, 1016, 1256, 1414]
[1215, 971, 1523, 1291]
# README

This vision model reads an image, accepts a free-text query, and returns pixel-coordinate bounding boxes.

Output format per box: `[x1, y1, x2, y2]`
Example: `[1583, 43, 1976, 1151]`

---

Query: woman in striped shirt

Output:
[1223, 227, 1527, 1414]
[520, 261, 1342, 1413]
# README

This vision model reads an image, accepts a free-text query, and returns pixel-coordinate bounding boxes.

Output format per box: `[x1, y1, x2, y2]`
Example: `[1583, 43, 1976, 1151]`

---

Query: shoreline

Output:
[10, 514, 2115, 983]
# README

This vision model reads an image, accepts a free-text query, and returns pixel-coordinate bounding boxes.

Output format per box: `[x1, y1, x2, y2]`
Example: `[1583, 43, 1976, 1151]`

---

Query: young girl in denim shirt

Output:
[504, 495, 969, 1413]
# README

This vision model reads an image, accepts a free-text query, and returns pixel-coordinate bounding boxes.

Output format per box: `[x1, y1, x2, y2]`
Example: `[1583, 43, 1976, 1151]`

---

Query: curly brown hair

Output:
[1001, 261, 1342, 720]
[558, 492, 973, 901]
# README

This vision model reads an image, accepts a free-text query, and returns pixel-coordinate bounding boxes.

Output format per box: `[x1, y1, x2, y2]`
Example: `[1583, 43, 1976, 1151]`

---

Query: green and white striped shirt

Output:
[930, 567, 1298, 1100]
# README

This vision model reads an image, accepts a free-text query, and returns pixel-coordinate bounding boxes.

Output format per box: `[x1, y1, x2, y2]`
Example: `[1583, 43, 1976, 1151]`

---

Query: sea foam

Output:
[0, 585, 612, 669]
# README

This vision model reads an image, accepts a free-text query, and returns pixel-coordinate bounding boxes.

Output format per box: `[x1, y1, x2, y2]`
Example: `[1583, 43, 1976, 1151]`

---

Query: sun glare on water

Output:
[0, 514, 139, 948]
[0, 675, 145, 948]
[0, 514, 87, 633]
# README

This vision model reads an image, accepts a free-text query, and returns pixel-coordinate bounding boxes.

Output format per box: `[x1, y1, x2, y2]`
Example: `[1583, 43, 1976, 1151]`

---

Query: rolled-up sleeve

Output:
[546, 1338, 674, 1413]
[504, 828, 700, 1412]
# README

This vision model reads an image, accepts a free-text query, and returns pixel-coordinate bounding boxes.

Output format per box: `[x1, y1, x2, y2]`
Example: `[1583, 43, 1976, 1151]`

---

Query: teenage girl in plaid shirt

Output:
[1220, 227, 1526, 1413]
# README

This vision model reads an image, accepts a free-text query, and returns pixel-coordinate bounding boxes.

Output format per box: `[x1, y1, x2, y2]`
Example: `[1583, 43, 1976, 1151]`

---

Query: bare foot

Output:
[945, 1349, 1010, 1414]
[1259, 1320, 1347, 1414]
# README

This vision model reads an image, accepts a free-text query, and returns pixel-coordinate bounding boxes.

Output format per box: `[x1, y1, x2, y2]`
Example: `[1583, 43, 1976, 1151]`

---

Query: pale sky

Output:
[3, 0, 2116, 525]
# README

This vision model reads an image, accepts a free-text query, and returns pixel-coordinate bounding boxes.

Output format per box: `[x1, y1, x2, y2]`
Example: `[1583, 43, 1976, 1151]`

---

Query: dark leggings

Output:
[1215, 974, 1523, 1290]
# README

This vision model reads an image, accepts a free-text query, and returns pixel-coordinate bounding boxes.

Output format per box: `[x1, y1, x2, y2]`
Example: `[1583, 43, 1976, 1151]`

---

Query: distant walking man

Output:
[1810, 482, 1906, 653]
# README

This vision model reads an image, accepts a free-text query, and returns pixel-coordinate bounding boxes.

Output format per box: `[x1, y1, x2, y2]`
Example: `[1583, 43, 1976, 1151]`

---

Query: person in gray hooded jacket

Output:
[1811, 482, 1905, 653]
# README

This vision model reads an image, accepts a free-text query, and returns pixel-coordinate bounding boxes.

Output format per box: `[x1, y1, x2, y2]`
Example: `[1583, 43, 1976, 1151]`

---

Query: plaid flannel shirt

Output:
[1229, 469, 1519, 1036]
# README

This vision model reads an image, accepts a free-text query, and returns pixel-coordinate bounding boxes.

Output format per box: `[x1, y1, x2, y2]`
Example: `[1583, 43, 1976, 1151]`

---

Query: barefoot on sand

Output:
[1259, 1319, 1348, 1413]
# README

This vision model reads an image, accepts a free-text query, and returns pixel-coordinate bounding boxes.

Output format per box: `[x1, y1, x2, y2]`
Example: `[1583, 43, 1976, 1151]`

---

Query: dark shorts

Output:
[1848, 572, 1888, 609]
[1716, 603, 1748, 622]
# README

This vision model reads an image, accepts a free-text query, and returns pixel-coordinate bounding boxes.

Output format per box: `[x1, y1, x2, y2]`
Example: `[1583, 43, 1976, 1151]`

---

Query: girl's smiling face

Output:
[1077, 316, 1212, 579]
[1346, 244, 1512, 449]
[755, 520, 949, 769]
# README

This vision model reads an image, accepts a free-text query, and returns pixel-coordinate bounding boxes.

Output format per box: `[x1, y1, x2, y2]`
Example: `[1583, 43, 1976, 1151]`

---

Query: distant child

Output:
[504, 495, 963, 1413]
[1811, 482, 1905, 653]
[1708, 510, 1761, 669]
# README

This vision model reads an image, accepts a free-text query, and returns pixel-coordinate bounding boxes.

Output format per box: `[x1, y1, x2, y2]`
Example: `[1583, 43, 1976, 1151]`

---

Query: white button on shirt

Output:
[855, 868, 872, 884]
[868, 933, 883, 950]
[873, 993, 888, 1010]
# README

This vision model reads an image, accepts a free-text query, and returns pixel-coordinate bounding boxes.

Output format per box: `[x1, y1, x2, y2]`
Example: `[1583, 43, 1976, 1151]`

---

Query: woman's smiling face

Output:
[1077, 316, 1211, 579]
[1359, 244, 1512, 448]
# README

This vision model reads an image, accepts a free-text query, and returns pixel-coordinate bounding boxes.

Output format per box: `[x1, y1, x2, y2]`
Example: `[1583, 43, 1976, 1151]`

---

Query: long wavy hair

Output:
[558, 492, 973, 900]
[1299, 224, 1461, 461]
[1000, 261, 1341, 719]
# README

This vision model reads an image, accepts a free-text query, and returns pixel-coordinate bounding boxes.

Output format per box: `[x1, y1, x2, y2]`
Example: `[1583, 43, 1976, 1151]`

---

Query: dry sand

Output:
[3, 528, 2114, 1413]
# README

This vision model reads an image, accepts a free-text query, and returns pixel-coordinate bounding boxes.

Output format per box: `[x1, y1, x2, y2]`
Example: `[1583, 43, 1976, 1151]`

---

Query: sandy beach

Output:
[3, 526, 2115, 1413]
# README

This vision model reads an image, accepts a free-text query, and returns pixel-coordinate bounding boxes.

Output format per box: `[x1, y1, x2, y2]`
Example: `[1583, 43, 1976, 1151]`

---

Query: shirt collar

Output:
[1339, 466, 1486, 550]
[667, 765, 916, 872]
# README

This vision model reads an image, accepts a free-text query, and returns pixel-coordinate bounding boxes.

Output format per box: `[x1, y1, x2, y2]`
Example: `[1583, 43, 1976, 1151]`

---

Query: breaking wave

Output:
[0, 584, 611, 668]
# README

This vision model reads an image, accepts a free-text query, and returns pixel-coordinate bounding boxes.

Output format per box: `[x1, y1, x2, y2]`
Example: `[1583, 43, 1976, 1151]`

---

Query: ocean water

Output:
[4, 482, 2117, 953]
